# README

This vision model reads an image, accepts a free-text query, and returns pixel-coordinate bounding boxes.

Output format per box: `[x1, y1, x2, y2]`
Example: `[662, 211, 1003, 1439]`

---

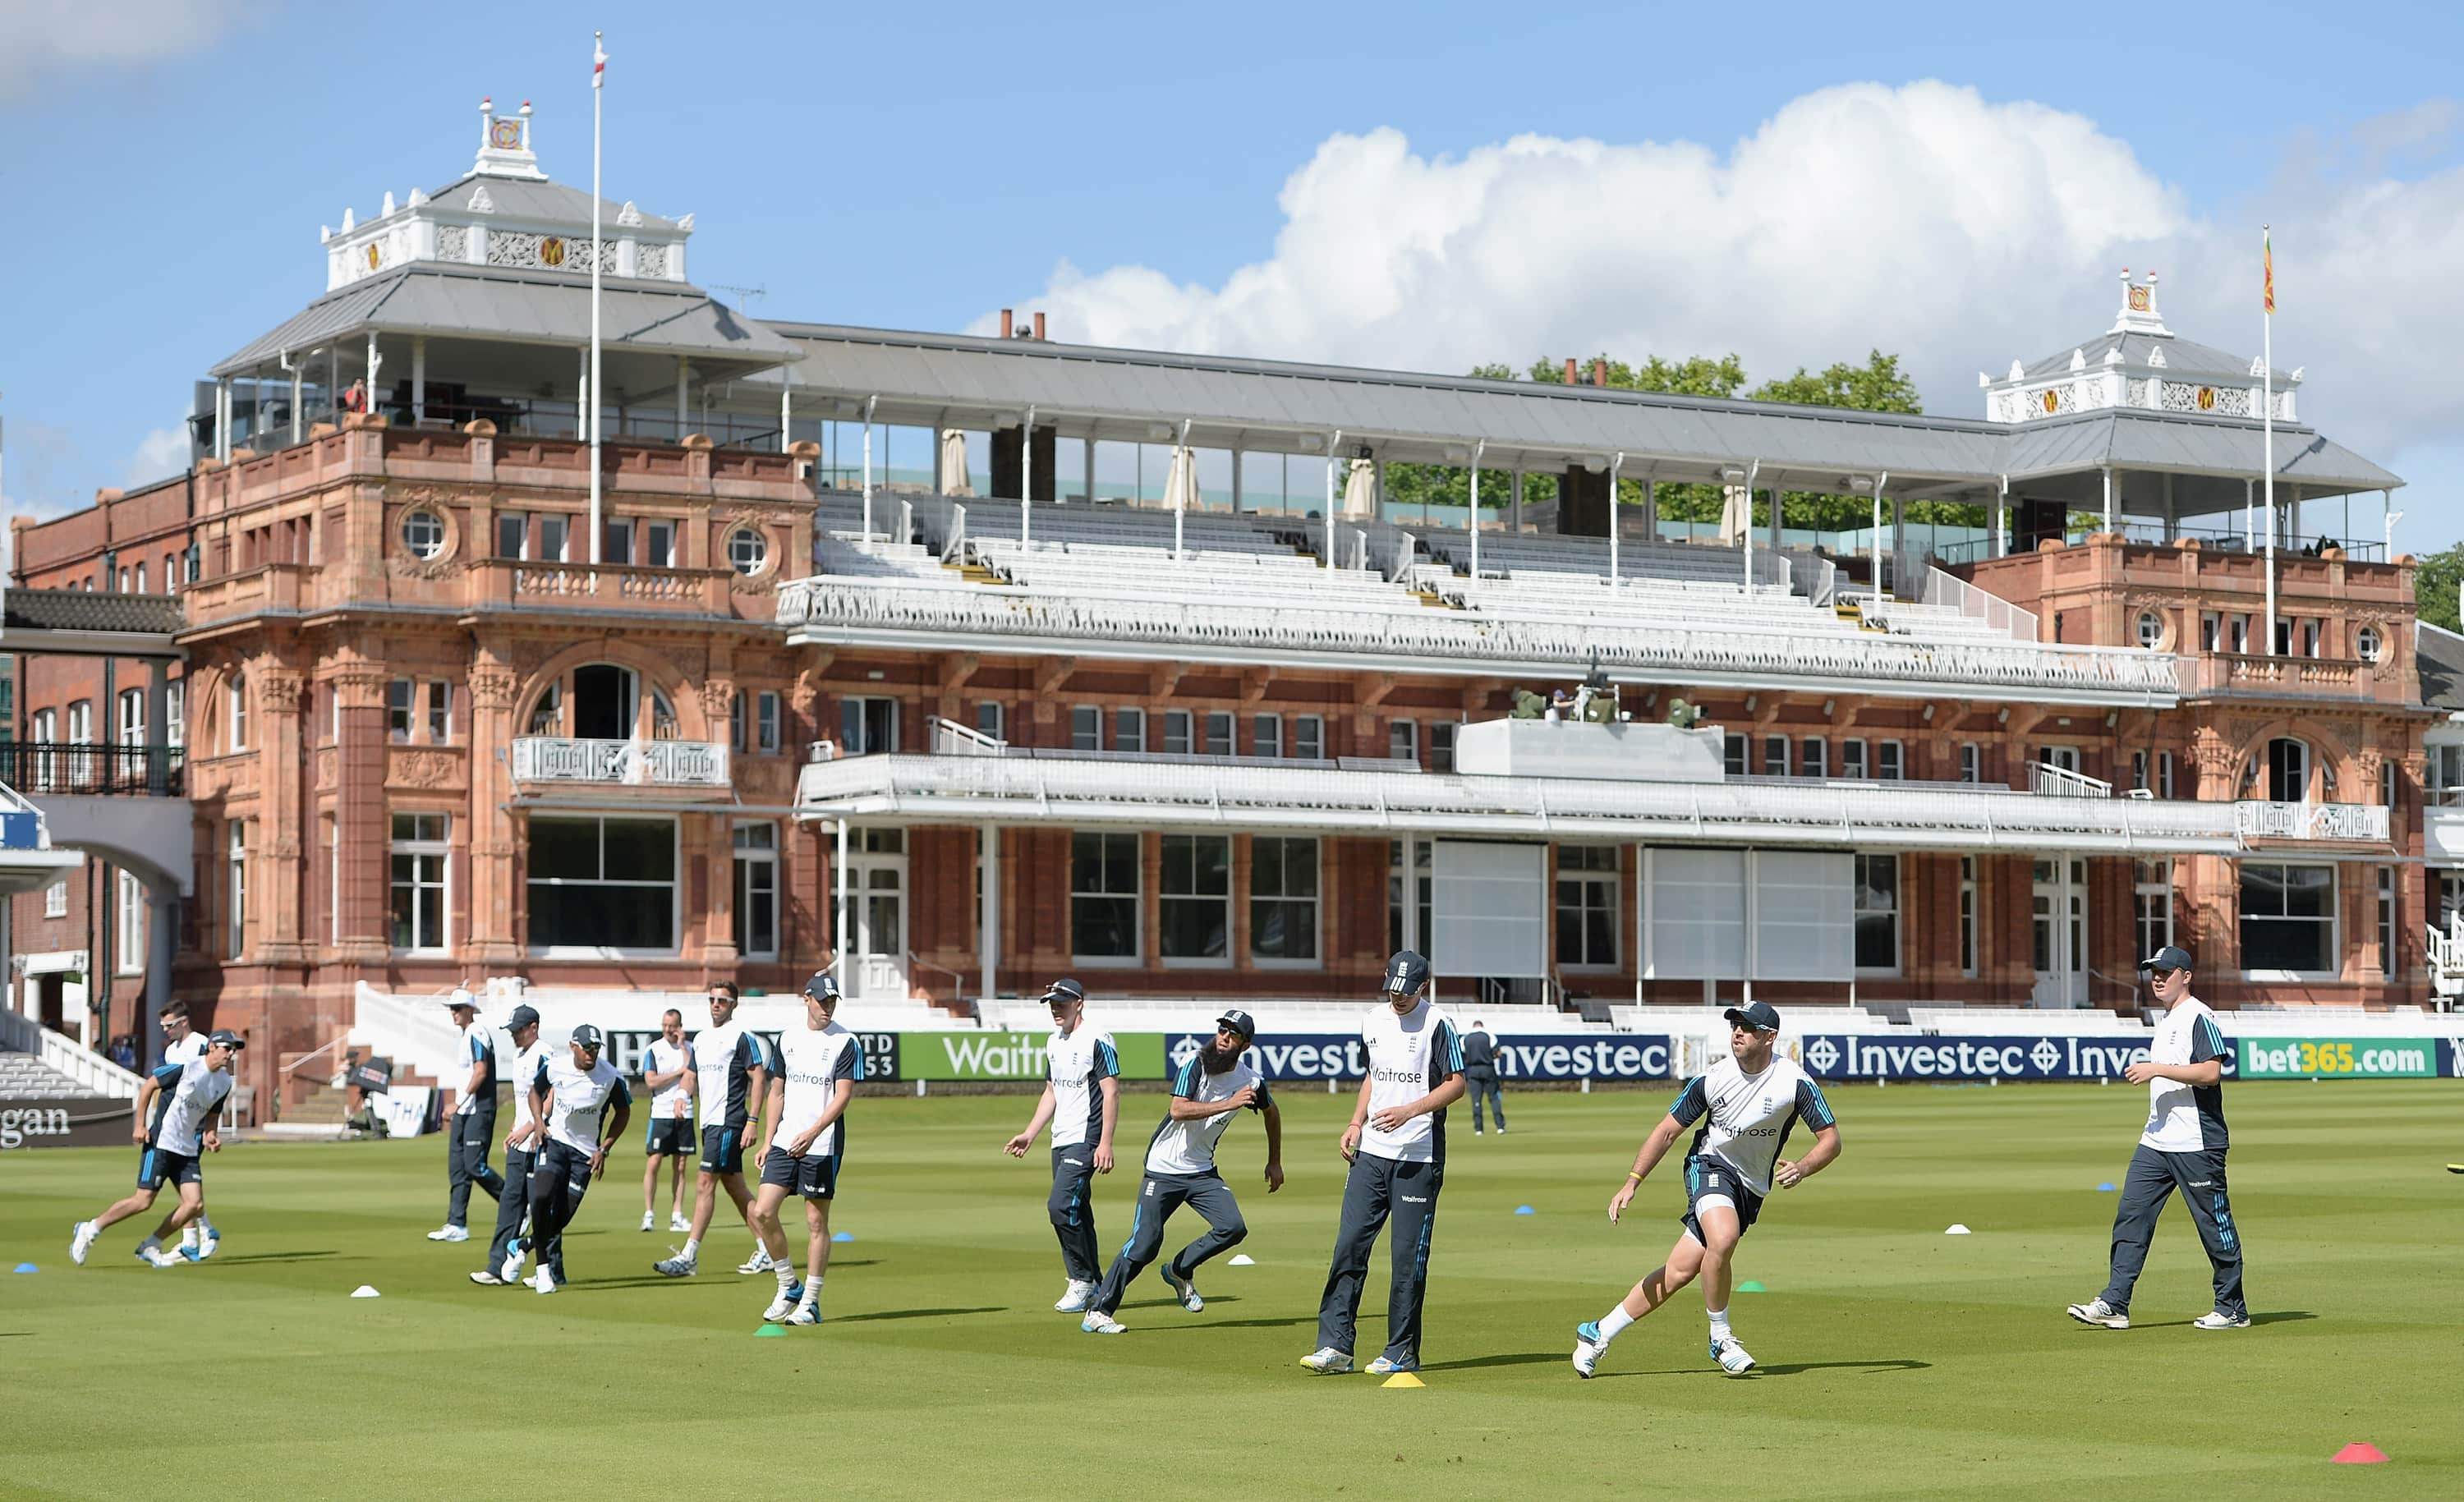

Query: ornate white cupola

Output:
[472, 96, 548, 181]
[1980, 269, 2299, 425]
[2107, 266, 2172, 338]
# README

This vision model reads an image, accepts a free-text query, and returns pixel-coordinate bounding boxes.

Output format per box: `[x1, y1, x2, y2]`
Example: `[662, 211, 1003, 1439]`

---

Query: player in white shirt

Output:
[1300, 950, 1466, 1376]
[749, 974, 865, 1325]
[2068, 945, 2247, 1331]
[1080, 1010, 1281, 1334]
[1002, 978, 1120, 1314]
[653, 981, 775, 1278]
[426, 989, 505, 1243]
[1570, 1001, 1841, 1378]
[475, 1006, 558, 1286]
[500, 1024, 632, 1293]
[639, 1008, 696, 1233]
[156, 1003, 223, 1261]
[72, 1031, 245, 1268]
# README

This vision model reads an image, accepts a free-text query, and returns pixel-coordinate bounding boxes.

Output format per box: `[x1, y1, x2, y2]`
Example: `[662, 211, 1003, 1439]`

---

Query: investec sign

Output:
[1797, 1035, 2233, 1083]
[1168, 1033, 1675, 1082]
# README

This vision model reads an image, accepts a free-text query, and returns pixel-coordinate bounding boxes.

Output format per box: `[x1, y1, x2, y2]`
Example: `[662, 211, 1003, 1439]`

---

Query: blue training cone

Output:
[13, 1262, 36, 1274]
[2097, 1183, 2117, 1192]
[830, 1231, 853, 1242]
[1514, 1206, 1536, 1215]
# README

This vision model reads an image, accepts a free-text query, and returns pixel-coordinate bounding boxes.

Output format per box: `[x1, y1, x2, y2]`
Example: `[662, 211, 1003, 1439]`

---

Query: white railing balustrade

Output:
[1921, 566, 2040, 643]
[2030, 763, 2113, 798]
[929, 717, 1008, 757]
[0, 1007, 145, 1098]
[2233, 801, 2392, 841]
[509, 736, 730, 787]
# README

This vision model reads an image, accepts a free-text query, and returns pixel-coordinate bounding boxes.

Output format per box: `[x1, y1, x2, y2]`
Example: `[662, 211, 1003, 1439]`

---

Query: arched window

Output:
[2266, 737, 2310, 803]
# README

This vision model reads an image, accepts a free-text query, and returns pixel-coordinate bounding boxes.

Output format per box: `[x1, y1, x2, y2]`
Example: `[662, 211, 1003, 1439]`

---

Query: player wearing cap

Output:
[71, 1031, 245, 1268]
[1460, 1018, 1505, 1137]
[2068, 944, 2248, 1332]
[426, 989, 503, 1243]
[1570, 1000, 1841, 1378]
[639, 1008, 696, 1233]
[156, 1003, 223, 1261]
[655, 981, 775, 1278]
[501, 1024, 631, 1293]
[1080, 1010, 1281, 1335]
[748, 974, 865, 1325]
[1002, 978, 1119, 1314]
[1299, 950, 1464, 1376]
[473, 1005, 559, 1287]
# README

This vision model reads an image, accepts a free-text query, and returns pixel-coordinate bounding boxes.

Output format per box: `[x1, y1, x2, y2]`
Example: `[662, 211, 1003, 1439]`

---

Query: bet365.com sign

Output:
[2235, 1037, 2439, 1079]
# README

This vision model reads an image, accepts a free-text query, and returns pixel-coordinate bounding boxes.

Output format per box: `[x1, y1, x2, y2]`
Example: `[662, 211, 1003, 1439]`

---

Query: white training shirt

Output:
[692, 1021, 767, 1132]
[1666, 1054, 1837, 1198]
[1358, 998, 1464, 1164]
[1046, 1025, 1120, 1150]
[163, 1031, 208, 1067]
[506, 1037, 551, 1140]
[771, 1022, 864, 1155]
[642, 1037, 694, 1120]
[2140, 996, 2230, 1154]
[1145, 1051, 1273, 1177]
[534, 1053, 629, 1155]
[145, 1056, 234, 1157]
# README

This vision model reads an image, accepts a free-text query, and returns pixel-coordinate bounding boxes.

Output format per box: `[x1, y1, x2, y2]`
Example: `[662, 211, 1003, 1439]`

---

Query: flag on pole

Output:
[594, 35, 607, 88]
[2262, 227, 2274, 314]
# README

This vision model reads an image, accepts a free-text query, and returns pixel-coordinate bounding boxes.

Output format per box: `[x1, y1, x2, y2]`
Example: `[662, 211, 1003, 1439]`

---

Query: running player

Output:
[475, 1005, 556, 1287]
[640, 1008, 695, 1233]
[1081, 1010, 1281, 1334]
[71, 1030, 244, 1267]
[426, 989, 503, 1243]
[1002, 978, 1119, 1314]
[1571, 1001, 1841, 1378]
[505, 1024, 632, 1293]
[654, 981, 773, 1278]
[1300, 950, 1464, 1376]
[749, 974, 864, 1326]
[157, 1003, 223, 1261]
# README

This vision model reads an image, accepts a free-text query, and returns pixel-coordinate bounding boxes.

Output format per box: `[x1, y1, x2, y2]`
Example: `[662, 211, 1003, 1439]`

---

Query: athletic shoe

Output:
[1496, 1128, 1507, 1135]
[469, 1271, 507, 1286]
[1366, 1356, 1416, 1376]
[137, 1243, 182, 1269]
[1080, 1311, 1126, 1334]
[499, 1238, 527, 1284]
[762, 1283, 807, 1323]
[425, 1224, 469, 1242]
[669, 1212, 692, 1233]
[2192, 1310, 2250, 1330]
[1167, 1270, 1204, 1312]
[784, 1303, 823, 1326]
[2066, 1298, 2130, 1330]
[1054, 1279, 1095, 1313]
[1473, 1128, 1483, 1136]
[737, 1249, 774, 1275]
[70, 1220, 98, 1265]
[1572, 1321, 1604, 1378]
[177, 1244, 204, 1264]
[1709, 1335, 1755, 1375]
[531, 1266, 557, 1295]
[1298, 1347, 1354, 1374]
[653, 1252, 696, 1278]
[640, 1211, 655, 1232]
[196, 1229, 220, 1260]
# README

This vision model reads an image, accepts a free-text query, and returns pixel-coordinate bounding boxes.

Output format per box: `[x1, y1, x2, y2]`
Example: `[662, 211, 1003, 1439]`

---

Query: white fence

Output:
[0, 1008, 146, 1098]
[509, 736, 730, 787]
[1922, 565, 2041, 643]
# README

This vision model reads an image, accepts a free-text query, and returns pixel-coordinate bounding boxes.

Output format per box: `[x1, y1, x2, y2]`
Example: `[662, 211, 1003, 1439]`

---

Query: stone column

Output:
[255, 666, 310, 962]
[331, 664, 392, 962]
[467, 659, 522, 964]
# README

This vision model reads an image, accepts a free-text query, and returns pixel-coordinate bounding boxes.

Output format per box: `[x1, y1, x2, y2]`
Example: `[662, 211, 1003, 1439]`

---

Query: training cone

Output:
[2097, 1183, 2116, 1192]
[1735, 1280, 1766, 1293]
[754, 1325, 788, 1338]
[2331, 1443, 2388, 1465]
[350, 1285, 381, 1298]
[13, 1263, 37, 1274]
[1514, 1206, 1536, 1215]
[830, 1231, 853, 1242]
[1382, 1372, 1425, 1389]
[1944, 1224, 1972, 1235]
[1228, 1254, 1257, 1266]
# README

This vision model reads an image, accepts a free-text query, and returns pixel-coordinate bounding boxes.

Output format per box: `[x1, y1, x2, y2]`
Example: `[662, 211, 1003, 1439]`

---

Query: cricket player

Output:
[1081, 1010, 1281, 1334]
[504, 1024, 632, 1293]
[427, 989, 503, 1242]
[1461, 1017, 1505, 1136]
[71, 1031, 245, 1267]
[640, 1008, 695, 1233]
[474, 1005, 557, 1287]
[1300, 949, 1464, 1376]
[655, 981, 774, 1278]
[749, 974, 864, 1325]
[1002, 978, 1120, 1314]
[158, 1003, 223, 1260]
[1571, 1001, 1841, 1378]
[2068, 944, 2248, 1331]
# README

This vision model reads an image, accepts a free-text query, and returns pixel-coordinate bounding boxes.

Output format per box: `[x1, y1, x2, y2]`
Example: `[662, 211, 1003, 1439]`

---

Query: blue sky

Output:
[3, 0, 2460, 552]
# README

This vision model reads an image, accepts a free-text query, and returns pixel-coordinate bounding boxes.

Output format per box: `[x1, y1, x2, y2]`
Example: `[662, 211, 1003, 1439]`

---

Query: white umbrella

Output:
[938, 428, 972, 497]
[1339, 457, 1377, 521]
[1717, 482, 1749, 544]
[1162, 444, 1204, 512]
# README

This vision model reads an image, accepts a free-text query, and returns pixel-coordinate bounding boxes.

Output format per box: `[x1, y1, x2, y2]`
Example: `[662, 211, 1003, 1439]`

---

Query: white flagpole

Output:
[589, 31, 606, 565]
[2261, 223, 2275, 657]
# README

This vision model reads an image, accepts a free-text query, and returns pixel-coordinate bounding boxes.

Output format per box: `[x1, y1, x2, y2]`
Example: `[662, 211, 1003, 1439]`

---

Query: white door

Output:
[846, 829, 908, 999]
[2031, 857, 2086, 1006]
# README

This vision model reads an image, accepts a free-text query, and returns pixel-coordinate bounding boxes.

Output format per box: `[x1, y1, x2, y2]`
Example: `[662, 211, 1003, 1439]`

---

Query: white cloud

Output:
[994, 81, 2464, 503]
[0, 0, 252, 101]
[124, 425, 190, 488]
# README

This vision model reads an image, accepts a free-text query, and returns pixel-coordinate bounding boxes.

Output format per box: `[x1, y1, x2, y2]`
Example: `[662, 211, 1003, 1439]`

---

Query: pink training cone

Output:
[2330, 1443, 2388, 1465]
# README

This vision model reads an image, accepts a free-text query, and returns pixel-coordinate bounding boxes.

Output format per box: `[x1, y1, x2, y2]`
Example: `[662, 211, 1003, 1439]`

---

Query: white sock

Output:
[800, 1277, 821, 1307]
[682, 1237, 701, 1261]
[199, 1215, 216, 1236]
[182, 1225, 200, 1247]
[1597, 1305, 1636, 1344]
[775, 1263, 798, 1291]
[1708, 1307, 1732, 1340]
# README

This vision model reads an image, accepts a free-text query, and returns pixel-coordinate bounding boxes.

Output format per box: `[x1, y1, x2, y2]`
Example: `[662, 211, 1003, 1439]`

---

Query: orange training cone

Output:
[2331, 1443, 2388, 1465]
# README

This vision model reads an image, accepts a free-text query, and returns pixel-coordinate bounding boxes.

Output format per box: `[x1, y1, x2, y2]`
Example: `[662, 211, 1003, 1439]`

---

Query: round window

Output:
[2356, 625, 2383, 663]
[727, 526, 768, 576]
[2135, 610, 2163, 650]
[402, 510, 447, 560]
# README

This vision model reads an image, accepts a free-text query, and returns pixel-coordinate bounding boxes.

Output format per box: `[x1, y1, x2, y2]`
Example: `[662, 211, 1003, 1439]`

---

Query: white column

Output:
[979, 824, 1000, 1002]
[2244, 477, 2255, 549]
[1401, 831, 1418, 956]
[1892, 494, 1906, 587]
[1643, 478, 1657, 542]
[1467, 440, 1484, 578]
[214, 379, 232, 461]
[1994, 475, 2008, 558]
[2101, 466, 2114, 534]
[1510, 468, 1524, 534]
[411, 336, 427, 423]
[834, 818, 851, 990]
[1322, 429, 1342, 570]
[861, 396, 877, 540]
[779, 381, 791, 455]
[1607, 453, 1625, 586]
[365, 333, 381, 418]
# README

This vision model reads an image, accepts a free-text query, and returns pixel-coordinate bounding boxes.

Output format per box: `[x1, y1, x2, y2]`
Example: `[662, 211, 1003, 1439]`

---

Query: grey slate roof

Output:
[2418, 622, 2464, 710]
[424, 173, 683, 232]
[2, 588, 184, 635]
[212, 263, 799, 378]
[2021, 332, 2264, 386]
[2005, 410, 2401, 494]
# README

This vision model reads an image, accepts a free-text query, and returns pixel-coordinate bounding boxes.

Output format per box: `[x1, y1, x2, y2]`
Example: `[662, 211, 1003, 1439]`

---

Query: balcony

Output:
[2235, 801, 2391, 843]
[2187, 652, 2379, 701]
[0, 743, 186, 797]
[510, 737, 730, 788]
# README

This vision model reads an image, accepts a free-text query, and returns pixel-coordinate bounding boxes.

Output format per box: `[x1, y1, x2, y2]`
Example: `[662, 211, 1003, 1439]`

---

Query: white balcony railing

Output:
[776, 577, 2184, 705]
[2233, 801, 2392, 842]
[2030, 763, 2114, 798]
[509, 737, 730, 787]
[0, 1008, 145, 1098]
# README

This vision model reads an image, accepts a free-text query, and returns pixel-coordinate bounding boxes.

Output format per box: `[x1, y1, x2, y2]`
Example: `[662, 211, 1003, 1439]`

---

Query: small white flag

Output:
[593, 34, 607, 89]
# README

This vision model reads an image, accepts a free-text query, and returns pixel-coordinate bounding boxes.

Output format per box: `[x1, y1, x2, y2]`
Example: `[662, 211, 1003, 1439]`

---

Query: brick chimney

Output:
[1032, 310, 1046, 341]
[999, 309, 1014, 339]
[1592, 359, 1607, 388]
[1562, 356, 1577, 384]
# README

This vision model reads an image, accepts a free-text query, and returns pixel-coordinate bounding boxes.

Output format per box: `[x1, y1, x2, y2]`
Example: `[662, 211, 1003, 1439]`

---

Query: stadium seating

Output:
[0, 1047, 94, 1099]
[1906, 1007, 2151, 1035]
[977, 998, 1607, 1036]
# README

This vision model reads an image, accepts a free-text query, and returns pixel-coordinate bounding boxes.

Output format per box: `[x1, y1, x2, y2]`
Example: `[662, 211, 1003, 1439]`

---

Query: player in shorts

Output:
[654, 981, 775, 1278]
[71, 1031, 244, 1268]
[640, 1008, 695, 1233]
[156, 1002, 224, 1261]
[1570, 1001, 1841, 1378]
[750, 973, 864, 1325]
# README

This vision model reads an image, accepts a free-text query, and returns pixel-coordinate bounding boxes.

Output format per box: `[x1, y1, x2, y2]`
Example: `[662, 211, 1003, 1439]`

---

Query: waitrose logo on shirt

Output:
[2236, 1038, 2437, 1078]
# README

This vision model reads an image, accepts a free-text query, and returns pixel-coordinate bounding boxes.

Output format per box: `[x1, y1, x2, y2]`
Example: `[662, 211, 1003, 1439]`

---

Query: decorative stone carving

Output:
[698, 680, 736, 719]
[315, 747, 338, 790]
[259, 673, 306, 712]
[390, 750, 464, 789]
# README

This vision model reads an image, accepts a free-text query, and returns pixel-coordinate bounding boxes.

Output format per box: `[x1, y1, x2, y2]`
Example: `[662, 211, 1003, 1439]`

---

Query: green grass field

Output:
[3, 1082, 2457, 1498]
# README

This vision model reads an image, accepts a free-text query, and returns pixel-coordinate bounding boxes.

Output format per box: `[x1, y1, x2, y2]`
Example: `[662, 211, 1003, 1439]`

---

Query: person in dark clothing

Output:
[1461, 1020, 1505, 1136]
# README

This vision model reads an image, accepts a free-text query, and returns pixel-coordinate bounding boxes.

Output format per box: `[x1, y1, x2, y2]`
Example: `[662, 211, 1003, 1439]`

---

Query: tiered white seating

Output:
[1862, 601, 2010, 641]
[818, 532, 967, 585]
[907, 493, 1297, 561]
[2213, 1008, 2439, 1035]
[1446, 572, 1855, 636]
[0, 1048, 92, 1099]
[977, 998, 1605, 1035]
[1611, 1004, 1901, 1034]
[1907, 1006, 2147, 1034]
[1420, 528, 1754, 586]
[981, 540, 1432, 614]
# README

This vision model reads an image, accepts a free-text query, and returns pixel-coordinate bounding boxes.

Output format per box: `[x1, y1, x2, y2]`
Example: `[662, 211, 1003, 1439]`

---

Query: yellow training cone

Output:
[1382, 1372, 1425, 1389]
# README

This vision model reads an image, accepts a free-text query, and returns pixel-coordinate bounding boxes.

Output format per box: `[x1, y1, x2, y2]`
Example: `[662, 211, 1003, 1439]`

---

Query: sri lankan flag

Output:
[2263, 228, 2274, 314]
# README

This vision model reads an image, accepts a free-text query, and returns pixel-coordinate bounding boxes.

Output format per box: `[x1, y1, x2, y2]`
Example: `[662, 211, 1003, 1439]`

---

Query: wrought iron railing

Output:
[0, 742, 186, 797]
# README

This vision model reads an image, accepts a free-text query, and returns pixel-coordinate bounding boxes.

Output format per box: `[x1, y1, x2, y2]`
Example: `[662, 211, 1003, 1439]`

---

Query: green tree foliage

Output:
[2415, 541, 2464, 633]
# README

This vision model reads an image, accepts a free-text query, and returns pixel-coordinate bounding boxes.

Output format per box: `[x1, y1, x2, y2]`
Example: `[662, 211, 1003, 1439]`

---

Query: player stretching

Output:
[1571, 1002, 1841, 1378]
[749, 974, 864, 1326]
[72, 1031, 245, 1267]
[506, 1024, 632, 1293]
[1002, 978, 1119, 1314]
[655, 981, 774, 1278]
[157, 1003, 223, 1261]
[1081, 1010, 1281, 1335]
[1299, 949, 1464, 1377]
[640, 1008, 695, 1233]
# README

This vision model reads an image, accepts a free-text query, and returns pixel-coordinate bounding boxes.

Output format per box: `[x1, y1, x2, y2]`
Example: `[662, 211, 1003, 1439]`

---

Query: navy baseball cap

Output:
[206, 1029, 246, 1050]
[2138, 944, 2194, 975]
[1215, 1009, 1257, 1042]
[1382, 950, 1431, 995]
[803, 971, 843, 1004]
[1722, 1001, 1782, 1033]
[1042, 978, 1086, 1005]
[506, 1005, 541, 1031]
[570, 1024, 605, 1054]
